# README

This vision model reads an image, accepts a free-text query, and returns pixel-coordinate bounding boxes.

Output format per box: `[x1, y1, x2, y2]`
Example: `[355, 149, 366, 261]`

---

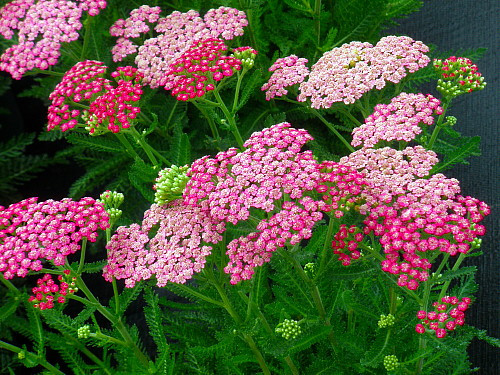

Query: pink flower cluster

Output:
[351, 93, 443, 148]
[162, 38, 242, 101]
[341, 145, 490, 289]
[87, 67, 144, 133]
[297, 36, 430, 107]
[28, 270, 77, 310]
[183, 123, 318, 225]
[416, 296, 471, 338]
[0, 0, 106, 79]
[0, 197, 109, 279]
[331, 224, 364, 266]
[110, 6, 248, 88]
[47, 61, 144, 134]
[261, 55, 310, 100]
[434, 56, 486, 97]
[225, 199, 323, 284]
[103, 200, 224, 288]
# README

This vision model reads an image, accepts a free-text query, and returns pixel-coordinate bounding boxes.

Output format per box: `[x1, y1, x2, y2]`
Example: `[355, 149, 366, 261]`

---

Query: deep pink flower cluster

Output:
[434, 56, 486, 97]
[331, 224, 364, 266]
[261, 55, 310, 100]
[48, 60, 111, 131]
[225, 199, 323, 284]
[103, 200, 224, 288]
[162, 38, 242, 101]
[28, 270, 77, 310]
[87, 67, 144, 134]
[351, 93, 443, 148]
[111, 6, 248, 88]
[48, 61, 145, 134]
[416, 296, 471, 338]
[183, 123, 318, 225]
[0, 197, 109, 279]
[0, 0, 106, 79]
[297, 36, 430, 107]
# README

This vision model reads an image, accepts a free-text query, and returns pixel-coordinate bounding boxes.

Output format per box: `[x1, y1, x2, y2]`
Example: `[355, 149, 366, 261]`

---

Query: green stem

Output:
[63, 334, 112, 375]
[427, 100, 450, 149]
[80, 15, 93, 60]
[0, 340, 65, 375]
[437, 252, 467, 301]
[213, 90, 244, 148]
[338, 107, 362, 128]
[314, 0, 322, 47]
[309, 108, 355, 152]
[232, 69, 247, 113]
[192, 102, 221, 146]
[129, 127, 159, 165]
[91, 332, 128, 347]
[173, 282, 224, 307]
[76, 237, 87, 275]
[316, 215, 336, 279]
[0, 274, 20, 295]
[115, 133, 142, 161]
[112, 278, 121, 316]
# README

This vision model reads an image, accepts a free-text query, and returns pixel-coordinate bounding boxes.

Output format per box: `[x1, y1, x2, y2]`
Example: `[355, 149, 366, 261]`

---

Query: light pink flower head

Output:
[261, 55, 309, 100]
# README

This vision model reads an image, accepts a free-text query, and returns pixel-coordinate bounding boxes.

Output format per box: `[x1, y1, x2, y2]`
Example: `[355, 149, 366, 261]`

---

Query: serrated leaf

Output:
[288, 325, 333, 355]
[0, 133, 35, 162]
[320, 27, 338, 52]
[283, 0, 313, 13]
[128, 158, 157, 202]
[66, 133, 123, 154]
[438, 266, 477, 283]
[430, 136, 481, 174]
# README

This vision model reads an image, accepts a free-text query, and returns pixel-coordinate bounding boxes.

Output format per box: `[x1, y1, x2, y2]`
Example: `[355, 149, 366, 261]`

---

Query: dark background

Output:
[0, 0, 498, 373]
[387, 0, 499, 372]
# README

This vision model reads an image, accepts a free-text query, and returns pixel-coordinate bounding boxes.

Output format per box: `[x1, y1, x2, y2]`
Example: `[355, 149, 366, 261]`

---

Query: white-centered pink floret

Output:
[261, 55, 309, 100]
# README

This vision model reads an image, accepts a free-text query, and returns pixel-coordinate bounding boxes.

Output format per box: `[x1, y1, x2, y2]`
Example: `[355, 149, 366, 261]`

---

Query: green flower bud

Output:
[275, 319, 302, 340]
[378, 314, 395, 328]
[17, 350, 25, 360]
[232, 47, 258, 69]
[153, 165, 190, 205]
[99, 190, 124, 209]
[445, 116, 457, 126]
[383, 355, 399, 371]
[77, 325, 91, 339]
[304, 263, 316, 278]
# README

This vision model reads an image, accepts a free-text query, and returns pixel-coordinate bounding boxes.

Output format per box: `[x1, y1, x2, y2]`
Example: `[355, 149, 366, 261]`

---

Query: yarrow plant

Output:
[0, 2, 496, 375]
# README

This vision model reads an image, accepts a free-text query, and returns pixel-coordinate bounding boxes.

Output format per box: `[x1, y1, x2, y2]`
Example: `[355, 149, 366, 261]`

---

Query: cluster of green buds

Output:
[378, 314, 395, 328]
[304, 262, 316, 278]
[153, 165, 190, 205]
[434, 56, 486, 99]
[275, 319, 302, 340]
[98, 190, 125, 225]
[77, 325, 91, 339]
[232, 46, 258, 70]
[383, 355, 400, 372]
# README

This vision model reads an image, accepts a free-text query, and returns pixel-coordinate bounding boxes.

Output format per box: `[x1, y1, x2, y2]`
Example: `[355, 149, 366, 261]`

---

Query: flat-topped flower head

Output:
[262, 55, 309, 100]
[351, 93, 443, 148]
[416, 296, 472, 338]
[28, 270, 78, 310]
[0, 197, 109, 279]
[434, 56, 486, 98]
[0, 0, 106, 79]
[103, 200, 224, 288]
[162, 38, 241, 101]
[298, 36, 429, 108]
[203, 6, 248, 40]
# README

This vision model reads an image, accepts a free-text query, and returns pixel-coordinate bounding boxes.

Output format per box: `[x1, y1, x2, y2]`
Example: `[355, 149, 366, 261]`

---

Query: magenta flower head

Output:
[261, 55, 309, 100]
[28, 270, 78, 310]
[0, 197, 109, 279]
[351, 93, 443, 148]
[162, 38, 242, 101]
[434, 56, 486, 98]
[0, 0, 107, 79]
[48, 61, 144, 134]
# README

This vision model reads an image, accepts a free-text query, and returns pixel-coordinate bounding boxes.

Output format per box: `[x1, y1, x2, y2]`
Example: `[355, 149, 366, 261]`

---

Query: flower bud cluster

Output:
[261, 55, 310, 100]
[163, 38, 242, 101]
[0, 0, 106, 79]
[383, 355, 399, 371]
[232, 46, 257, 69]
[153, 165, 190, 205]
[378, 314, 395, 328]
[77, 325, 91, 339]
[331, 224, 364, 266]
[0, 197, 109, 279]
[434, 56, 486, 98]
[28, 270, 77, 310]
[304, 262, 316, 278]
[416, 296, 471, 338]
[98, 190, 124, 223]
[275, 319, 302, 340]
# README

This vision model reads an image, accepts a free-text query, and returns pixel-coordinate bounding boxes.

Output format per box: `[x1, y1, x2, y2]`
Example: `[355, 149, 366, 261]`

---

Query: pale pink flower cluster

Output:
[261, 55, 309, 100]
[103, 200, 224, 288]
[183, 123, 318, 225]
[297, 36, 430, 107]
[0, 197, 109, 279]
[110, 5, 162, 62]
[225, 199, 323, 284]
[0, 0, 106, 79]
[416, 296, 471, 338]
[351, 93, 443, 148]
[110, 6, 248, 88]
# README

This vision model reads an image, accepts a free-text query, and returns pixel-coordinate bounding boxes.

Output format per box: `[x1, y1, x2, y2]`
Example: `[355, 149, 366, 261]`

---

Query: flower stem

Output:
[129, 127, 159, 166]
[427, 100, 450, 149]
[310, 108, 355, 152]
[0, 340, 65, 375]
[213, 90, 245, 148]
[0, 274, 20, 295]
[232, 69, 247, 113]
[115, 133, 142, 161]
